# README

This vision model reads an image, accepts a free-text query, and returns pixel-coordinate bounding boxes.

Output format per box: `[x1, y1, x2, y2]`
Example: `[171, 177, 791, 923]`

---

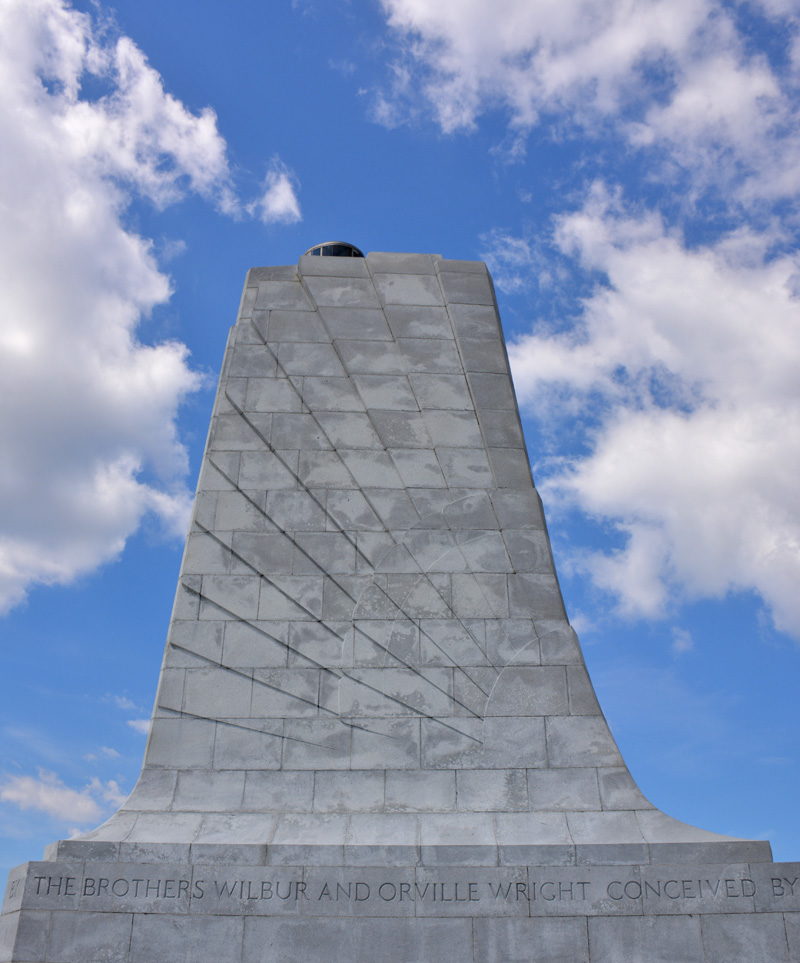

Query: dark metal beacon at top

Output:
[303, 240, 364, 258]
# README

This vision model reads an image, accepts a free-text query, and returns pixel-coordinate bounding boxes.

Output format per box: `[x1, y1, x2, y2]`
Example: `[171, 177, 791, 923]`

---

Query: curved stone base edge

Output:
[3, 852, 800, 962]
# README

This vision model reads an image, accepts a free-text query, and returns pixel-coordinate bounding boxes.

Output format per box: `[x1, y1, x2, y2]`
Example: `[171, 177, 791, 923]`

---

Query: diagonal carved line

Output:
[194, 520, 485, 720]
[240, 319, 500, 676]
[170, 642, 380, 736]
[215, 394, 373, 570]
[199, 460, 492, 696]
[210, 417, 494, 695]
[180, 579, 337, 674]
[169, 613, 397, 741]
[282, 282, 501, 675]
[219, 386, 486, 678]
[156, 704, 334, 750]
[180, 580, 482, 743]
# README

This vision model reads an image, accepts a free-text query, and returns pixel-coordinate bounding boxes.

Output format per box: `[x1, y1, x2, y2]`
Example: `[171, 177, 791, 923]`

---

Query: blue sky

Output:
[1, 0, 800, 875]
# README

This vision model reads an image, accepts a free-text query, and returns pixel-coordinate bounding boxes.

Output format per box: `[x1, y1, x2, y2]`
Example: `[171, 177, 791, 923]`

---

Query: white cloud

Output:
[127, 719, 151, 735]
[0, 769, 125, 823]
[479, 229, 537, 293]
[87, 776, 127, 808]
[250, 159, 302, 224]
[507, 188, 800, 637]
[377, 0, 800, 202]
[0, 0, 299, 613]
[671, 627, 694, 655]
[83, 746, 121, 761]
[108, 694, 138, 712]
[378, 0, 709, 130]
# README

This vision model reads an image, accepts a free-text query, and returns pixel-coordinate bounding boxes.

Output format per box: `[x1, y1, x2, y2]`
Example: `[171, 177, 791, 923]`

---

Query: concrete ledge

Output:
[37, 839, 773, 868]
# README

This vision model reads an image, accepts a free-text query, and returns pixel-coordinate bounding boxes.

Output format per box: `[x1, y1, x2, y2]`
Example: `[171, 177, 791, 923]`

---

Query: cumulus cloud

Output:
[127, 719, 151, 735]
[83, 746, 121, 762]
[479, 229, 537, 293]
[250, 159, 302, 224]
[0, 1, 300, 613]
[377, 0, 800, 202]
[0, 769, 125, 823]
[507, 187, 800, 637]
[107, 694, 139, 712]
[672, 628, 694, 655]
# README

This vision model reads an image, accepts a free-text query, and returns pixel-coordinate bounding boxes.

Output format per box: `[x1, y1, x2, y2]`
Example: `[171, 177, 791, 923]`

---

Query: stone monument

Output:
[2, 245, 799, 961]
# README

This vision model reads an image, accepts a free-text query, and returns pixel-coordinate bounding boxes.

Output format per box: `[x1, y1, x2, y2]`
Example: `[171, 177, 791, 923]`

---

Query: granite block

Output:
[339, 450, 404, 488]
[297, 450, 355, 488]
[264, 491, 326, 531]
[300, 379, 364, 418]
[244, 772, 315, 813]
[422, 715, 547, 770]
[165, 621, 224, 667]
[242, 917, 473, 963]
[373, 272, 444, 306]
[385, 770, 456, 812]
[436, 447, 494, 487]
[389, 449, 446, 488]
[337, 339, 407, 375]
[456, 769, 529, 812]
[353, 618, 419, 665]
[437, 258, 487, 274]
[567, 665, 602, 715]
[348, 719, 422, 772]
[318, 307, 393, 340]
[508, 574, 565, 620]
[46, 911, 133, 962]
[588, 915, 704, 963]
[254, 280, 311, 310]
[298, 254, 369, 277]
[370, 409, 433, 448]
[326, 490, 383, 530]
[368, 252, 439, 274]
[438, 271, 495, 305]
[210, 720, 283, 771]
[546, 717, 624, 768]
[266, 309, 329, 342]
[399, 337, 462, 373]
[270, 412, 332, 450]
[313, 772, 385, 813]
[528, 768, 601, 812]
[237, 451, 297, 490]
[248, 266, 297, 283]
[314, 411, 382, 449]
[209, 411, 266, 450]
[304, 276, 380, 308]
[223, 620, 289, 668]
[131, 914, 244, 963]
[597, 768, 653, 811]
[384, 304, 452, 339]
[276, 342, 345, 377]
[352, 374, 418, 410]
[228, 344, 278, 378]
[422, 409, 483, 448]
[1, 910, 48, 962]
[146, 718, 215, 769]
[409, 373, 472, 410]
[214, 491, 272, 533]
[474, 917, 590, 963]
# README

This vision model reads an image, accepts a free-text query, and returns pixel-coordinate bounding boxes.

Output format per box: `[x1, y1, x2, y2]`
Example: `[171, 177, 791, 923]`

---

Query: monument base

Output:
[3, 841, 800, 962]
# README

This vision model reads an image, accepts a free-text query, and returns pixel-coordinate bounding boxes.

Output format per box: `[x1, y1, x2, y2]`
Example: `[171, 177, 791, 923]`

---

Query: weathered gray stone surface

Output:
[1, 250, 794, 961]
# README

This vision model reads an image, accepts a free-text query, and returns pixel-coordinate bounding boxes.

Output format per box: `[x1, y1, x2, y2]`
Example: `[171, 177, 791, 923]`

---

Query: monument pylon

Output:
[2, 245, 798, 962]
